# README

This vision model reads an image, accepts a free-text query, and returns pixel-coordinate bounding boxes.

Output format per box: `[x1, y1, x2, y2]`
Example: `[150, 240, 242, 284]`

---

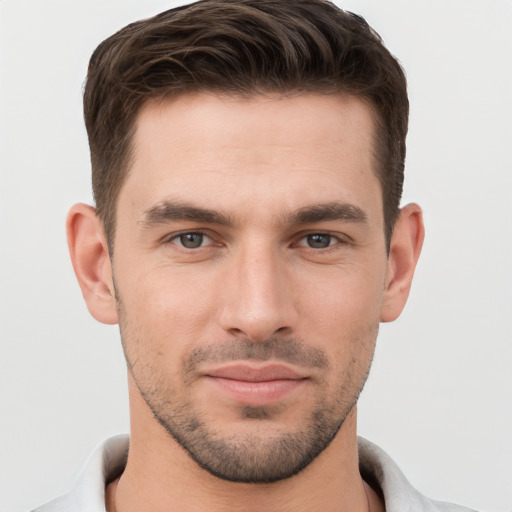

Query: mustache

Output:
[183, 337, 329, 373]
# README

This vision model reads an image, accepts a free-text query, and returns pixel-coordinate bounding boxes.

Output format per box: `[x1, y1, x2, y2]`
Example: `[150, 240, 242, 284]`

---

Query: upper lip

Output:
[204, 363, 307, 382]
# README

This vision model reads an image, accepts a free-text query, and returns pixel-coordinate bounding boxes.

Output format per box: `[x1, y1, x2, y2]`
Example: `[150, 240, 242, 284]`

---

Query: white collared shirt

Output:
[32, 435, 478, 512]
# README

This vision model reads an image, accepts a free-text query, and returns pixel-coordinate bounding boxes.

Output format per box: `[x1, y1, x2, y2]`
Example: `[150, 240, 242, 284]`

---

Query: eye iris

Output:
[180, 233, 203, 248]
[307, 234, 331, 248]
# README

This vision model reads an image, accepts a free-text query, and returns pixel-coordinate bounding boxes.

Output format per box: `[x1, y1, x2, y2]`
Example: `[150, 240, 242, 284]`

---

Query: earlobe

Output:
[380, 203, 425, 323]
[66, 203, 119, 325]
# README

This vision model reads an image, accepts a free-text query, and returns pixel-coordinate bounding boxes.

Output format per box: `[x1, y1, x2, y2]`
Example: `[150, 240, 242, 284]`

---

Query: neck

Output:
[107, 379, 383, 512]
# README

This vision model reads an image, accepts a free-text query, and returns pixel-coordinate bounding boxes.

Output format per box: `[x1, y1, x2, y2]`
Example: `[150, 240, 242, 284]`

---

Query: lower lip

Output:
[207, 377, 307, 405]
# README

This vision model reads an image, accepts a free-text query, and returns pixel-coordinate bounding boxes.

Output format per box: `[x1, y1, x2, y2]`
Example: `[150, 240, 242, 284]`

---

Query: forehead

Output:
[121, 92, 381, 225]
[133, 92, 376, 162]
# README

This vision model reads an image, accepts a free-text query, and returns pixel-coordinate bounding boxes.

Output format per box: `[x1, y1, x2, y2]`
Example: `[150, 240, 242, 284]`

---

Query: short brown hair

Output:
[84, 0, 408, 250]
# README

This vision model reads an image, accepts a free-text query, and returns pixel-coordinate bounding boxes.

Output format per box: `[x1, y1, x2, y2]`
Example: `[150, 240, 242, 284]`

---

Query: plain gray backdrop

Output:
[1, 1, 511, 511]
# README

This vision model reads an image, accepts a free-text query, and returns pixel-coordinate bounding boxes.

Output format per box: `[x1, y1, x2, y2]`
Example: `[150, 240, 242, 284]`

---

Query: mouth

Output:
[203, 363, 309, 406]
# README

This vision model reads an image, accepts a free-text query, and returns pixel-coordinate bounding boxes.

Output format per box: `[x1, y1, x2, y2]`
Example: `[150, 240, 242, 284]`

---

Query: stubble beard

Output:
[117, 302, 377, 484]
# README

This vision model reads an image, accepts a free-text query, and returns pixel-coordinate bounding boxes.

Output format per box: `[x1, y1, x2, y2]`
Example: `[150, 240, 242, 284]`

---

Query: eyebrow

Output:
[139, 200, 367, 229]
[286, 202, 368, 225]
[140, 201, 234, 228]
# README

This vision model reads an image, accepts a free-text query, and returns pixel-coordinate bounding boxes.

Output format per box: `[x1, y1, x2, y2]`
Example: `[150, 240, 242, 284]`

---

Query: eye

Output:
[297, 233, 338, 249]
[170, 232, 212, 249]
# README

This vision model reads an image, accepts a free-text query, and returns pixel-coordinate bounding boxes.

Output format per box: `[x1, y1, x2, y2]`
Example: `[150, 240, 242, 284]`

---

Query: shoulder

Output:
[31, 435, 129, 512]
[358, 437, 478, 512]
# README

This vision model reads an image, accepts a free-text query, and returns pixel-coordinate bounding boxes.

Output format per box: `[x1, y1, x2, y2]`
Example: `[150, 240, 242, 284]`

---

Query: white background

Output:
[0, 1, 511, 511]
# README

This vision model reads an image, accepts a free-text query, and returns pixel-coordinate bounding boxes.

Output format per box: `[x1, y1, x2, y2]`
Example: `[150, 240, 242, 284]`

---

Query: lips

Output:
[204, 363, 308, 405]
[206, 363, 306, 382]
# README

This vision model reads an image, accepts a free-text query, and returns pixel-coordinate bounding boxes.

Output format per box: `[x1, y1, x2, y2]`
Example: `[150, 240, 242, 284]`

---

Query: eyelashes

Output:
[169, 232, 213, 249]
[295, 233, 340, 249]
[165, 231, 348, 251]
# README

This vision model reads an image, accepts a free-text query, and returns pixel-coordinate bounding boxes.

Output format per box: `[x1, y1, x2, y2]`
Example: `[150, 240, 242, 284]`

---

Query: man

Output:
[33, 1, 476, 511]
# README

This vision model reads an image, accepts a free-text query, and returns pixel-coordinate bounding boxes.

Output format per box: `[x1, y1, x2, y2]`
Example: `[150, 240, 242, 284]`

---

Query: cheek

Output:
[117, 264, 220, 348]
[295, 262, 385, 360]
[297, 261, 385, 327]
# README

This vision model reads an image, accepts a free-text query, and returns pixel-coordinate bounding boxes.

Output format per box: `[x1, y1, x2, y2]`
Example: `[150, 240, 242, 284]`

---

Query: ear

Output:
[67, 203, 119, 325]
[380, 203, 425, 323]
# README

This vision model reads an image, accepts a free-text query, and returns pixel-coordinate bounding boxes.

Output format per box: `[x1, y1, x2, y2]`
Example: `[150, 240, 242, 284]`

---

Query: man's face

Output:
[112, 93, 389, 482]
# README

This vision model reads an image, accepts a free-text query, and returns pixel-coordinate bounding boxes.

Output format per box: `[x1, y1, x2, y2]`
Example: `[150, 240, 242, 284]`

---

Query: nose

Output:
[218, 242, 298, 342]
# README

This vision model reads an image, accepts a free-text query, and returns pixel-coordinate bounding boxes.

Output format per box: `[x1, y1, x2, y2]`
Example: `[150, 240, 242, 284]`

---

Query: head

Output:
[69, 0, 423, 485]
[84, 0, 409, 253]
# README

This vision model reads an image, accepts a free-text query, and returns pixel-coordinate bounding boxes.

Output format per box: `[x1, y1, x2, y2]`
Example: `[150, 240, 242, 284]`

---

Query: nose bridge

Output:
[219, 238, 296, 341]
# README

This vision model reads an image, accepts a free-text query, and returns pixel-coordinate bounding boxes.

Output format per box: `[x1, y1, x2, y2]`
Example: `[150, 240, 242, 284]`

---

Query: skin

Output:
[68, 93, 424, 512]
